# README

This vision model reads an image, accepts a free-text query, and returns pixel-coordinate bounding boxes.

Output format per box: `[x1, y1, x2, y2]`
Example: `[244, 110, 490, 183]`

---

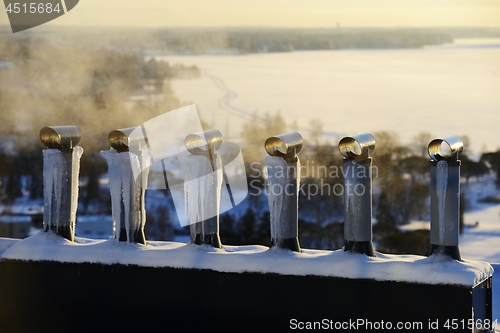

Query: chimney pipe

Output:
[184, 129, 223, 248]
[40, 125, 83, 241]
[338, 133, 375, 256]
[103, 127, 149, 245]
[428, 136, 463, 260]
[264, 132, 302, 252]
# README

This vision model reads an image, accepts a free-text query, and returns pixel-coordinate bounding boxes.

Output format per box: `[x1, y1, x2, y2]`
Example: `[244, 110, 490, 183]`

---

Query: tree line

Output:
[155, 28, 454, 54]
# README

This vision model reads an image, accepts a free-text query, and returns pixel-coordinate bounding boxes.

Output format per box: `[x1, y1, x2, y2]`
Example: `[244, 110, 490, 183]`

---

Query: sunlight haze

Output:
[1, 0, 500, 28]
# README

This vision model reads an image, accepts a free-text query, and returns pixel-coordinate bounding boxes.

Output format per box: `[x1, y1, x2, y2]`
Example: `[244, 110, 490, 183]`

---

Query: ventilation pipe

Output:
[184, 129, 224, 248]
[103, 127, 149, 244]
[428, 136, 463, 261]
[338, 133, 376, 256]
[40, 125, 83, 241]
[264, 132, 303, 252]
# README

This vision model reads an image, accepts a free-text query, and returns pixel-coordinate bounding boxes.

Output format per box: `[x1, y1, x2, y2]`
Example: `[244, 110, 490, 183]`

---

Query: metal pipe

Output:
[40, 125, 82, 241]
[184, 129, 223, 248]
[40, 125, 82, 152]
[105, 127, 148, 245]
[428, 136, 463, 260]
[265, 132, 302, 252]
[338, 133, 375, 256]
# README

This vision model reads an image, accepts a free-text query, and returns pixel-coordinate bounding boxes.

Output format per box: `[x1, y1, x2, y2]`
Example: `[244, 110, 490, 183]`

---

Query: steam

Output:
[0, 29, 182, 153]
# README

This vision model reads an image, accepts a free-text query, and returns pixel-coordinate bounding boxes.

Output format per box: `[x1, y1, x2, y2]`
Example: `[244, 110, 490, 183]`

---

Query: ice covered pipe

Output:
[102, 127, 149, 245]
[264, 132, 302, 252]
[428, 136, 463, 260]
[338, 133, 375, 257]
[183, 129, 223, 248]
[40, 125, 83, 241]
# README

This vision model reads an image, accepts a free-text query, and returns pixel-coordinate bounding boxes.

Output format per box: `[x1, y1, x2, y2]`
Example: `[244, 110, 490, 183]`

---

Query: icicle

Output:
[101, 149, 143, 243]
[179, 154, 222, 245]
[428, 136, 463, 260]
[180, 129, 224, 247]
[70, 146, 83, 228]
[43, 149, 66, 231]
[40, 125, 83, 241]
[137, 147, 150, 232]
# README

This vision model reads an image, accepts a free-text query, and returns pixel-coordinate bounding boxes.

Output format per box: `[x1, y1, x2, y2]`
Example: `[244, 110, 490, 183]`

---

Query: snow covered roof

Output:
[1, 231, 493, 288]
[0, 237, 20, 255]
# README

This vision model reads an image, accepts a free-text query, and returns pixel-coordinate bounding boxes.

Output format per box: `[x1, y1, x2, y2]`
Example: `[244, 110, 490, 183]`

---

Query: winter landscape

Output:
[1, 1, 500, 330]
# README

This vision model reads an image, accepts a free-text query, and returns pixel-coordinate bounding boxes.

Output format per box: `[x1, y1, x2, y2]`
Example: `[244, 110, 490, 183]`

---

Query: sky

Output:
[1, 0, 500, 29]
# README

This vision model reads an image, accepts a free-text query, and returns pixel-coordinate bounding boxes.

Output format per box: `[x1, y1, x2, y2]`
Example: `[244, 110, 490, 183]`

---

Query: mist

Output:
[0, 27, 196, 153]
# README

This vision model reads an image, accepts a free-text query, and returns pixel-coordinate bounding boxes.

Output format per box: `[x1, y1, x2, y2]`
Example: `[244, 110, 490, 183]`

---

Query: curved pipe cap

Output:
[40, 126, 82, 151]
[338, 133, 375, 162]
[185, 129, 223, 155]
[265, 132, 303, 158]
[109, 127, 147, 153]
[428, 136, 463, 162]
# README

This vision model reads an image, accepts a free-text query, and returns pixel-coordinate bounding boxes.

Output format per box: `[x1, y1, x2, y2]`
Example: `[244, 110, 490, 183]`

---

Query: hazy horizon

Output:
[1, 0, 500, 30]
[3, 24, 500, 31]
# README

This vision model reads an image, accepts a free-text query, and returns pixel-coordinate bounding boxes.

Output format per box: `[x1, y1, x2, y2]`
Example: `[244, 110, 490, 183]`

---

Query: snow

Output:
[159, 39, 500, 153]
[2, 37, 499, 325]
[1, 230, 492, 288]
[458, 205, 500, 264]
[401, 205, 500, 264]
[0, 237, 19, 255]
[0, 61, 13, 68]
[399, 176, 500, 263]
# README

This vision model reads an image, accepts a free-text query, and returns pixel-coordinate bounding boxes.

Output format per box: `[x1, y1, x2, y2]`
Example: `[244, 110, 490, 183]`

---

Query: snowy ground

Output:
[399, 175, 500, 264]
[401, 204, 500, 263]
[460, 205, 500, 263]
[159, 38, 500, 154]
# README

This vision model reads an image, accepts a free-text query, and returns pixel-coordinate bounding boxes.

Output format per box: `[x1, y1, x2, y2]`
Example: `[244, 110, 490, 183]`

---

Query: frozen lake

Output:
[159, 38, 500, 155]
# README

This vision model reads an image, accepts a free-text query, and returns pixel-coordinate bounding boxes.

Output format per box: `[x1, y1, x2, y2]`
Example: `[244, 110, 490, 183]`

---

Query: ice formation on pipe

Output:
[70, 147, 83, 227]
[338, 133, 375, 256]
[42, 146, 83, 236]
[265, 156, 300, 245]
[43, 149, 65, 230]
[343, 159, 370, 243]
[428, 136, 463, 260]
[101, 149, 148, 243]
[178, 153, 223, 242]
